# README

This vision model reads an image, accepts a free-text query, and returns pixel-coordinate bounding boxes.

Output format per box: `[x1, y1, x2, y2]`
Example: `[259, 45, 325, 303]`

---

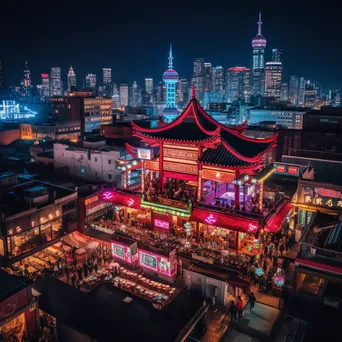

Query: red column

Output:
[159, 142, 163, 191]
[234, 171, 240, 206]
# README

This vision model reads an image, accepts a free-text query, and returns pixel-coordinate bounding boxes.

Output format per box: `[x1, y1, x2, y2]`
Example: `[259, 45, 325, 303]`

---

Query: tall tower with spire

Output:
[67, 65, 76, 91]
[162, 44, 179, 121]
[20, 58, 31, 102]
[251, 11, 267, 97]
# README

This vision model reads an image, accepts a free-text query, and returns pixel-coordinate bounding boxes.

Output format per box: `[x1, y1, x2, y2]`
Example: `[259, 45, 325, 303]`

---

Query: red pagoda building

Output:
[99, 90, 291, 256]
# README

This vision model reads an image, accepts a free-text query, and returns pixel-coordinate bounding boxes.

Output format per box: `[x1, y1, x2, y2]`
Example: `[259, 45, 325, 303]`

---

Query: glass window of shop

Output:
[198, 223, 236, 250]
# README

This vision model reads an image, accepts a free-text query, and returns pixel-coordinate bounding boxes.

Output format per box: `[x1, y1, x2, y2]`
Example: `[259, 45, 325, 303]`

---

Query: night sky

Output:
[1, 0, 341, 90]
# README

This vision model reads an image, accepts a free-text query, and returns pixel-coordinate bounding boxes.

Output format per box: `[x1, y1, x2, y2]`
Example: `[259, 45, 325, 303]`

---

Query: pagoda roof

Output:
[132, 97, 277, 163]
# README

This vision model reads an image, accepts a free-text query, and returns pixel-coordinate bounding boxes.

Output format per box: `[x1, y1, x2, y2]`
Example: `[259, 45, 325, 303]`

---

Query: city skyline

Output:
[1, 1, 342, 90]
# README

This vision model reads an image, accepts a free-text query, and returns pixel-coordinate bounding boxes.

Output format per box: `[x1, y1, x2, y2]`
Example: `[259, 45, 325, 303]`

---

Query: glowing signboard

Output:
[41, 74, 49, 79]
[275, 165, 286, 173]
[287, 166, 299, 175]
[85, 195, 99, 206]
[205, 214, 216, 225]
[137, 148, 153, 160]
[248, 223, 258, 232]
[300, 185, 342, 209]
[138, 249, 176, 276]
[102, 191, 113, 200]
[111, 241, 138, 263]
[274, 163, 300, 176]
[127, 198, 135, 207]
[153, 219, 170, 229]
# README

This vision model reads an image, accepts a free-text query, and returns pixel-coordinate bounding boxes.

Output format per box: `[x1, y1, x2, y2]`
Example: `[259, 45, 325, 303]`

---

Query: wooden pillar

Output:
[235, 231, 240, 251]
[197, 169, 203, 202]
[234, 171, 240, 206]
[124, 171, 128, 189]
[259, 182, 264, 209]
[141, 160, 145, 193]
[159, 142, 163, 191]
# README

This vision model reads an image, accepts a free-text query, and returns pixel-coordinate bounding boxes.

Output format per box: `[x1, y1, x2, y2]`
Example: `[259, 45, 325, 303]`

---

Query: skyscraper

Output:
[0, 57, 4, 92]
[264, 61, 282, 99]
[192, 58, 205, 100]
[271, 48, 282, 62]
[227, 67, 251, 103]
[119, 83, 129, 107]
[145, 78, 153, 95]
[85, 74, 97, 89]
[288, 75, 299, 106]
[50, 67, 63, 96]
[280, 83, 288, 102]
[20, 59, 31, 101]
[212, 66, 225, 95]
[67, 66, 76, 91]
[298, 77, 305, 107]
[41, 73, 50, 102]
[176, 78, 189, 105]
[251, 12, 267, 97]
[303, 80, 316, 107]
[102, 68, 112, 97]
[162, 44, 179, 120]
[130, 81, 142, 107]
[204, 62, 212, 92]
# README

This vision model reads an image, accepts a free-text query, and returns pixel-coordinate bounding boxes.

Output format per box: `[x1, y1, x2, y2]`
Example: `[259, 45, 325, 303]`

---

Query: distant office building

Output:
[251, 12, 267, 97]
[119, 84, 129, 107]
[103, 68, 112, 97]
[176, 78, 188, 106]
[303, 80, 316, 108]
[203, 92, 225, 109]
[288, 75, 299, 106]
[192, 58, 205, 99]
[50, 67, 63, 96]
[298, 77, 305, 107]
[329, 89, 341, 107]
[41, 73, 50, 102]
[20, 59, 31, 101]
[271, 48, 282, 62]
[145, 78, 153, 95]
[204, 62, 212, 92]
[226, 67, 251, 103]
[130, 81, 142, 107]
[212, 66, 225, 95]
[67, 66, 76, 91]
[0, 57, 4, 92]
[280, 83, 288, 102]
[314, 81, 322, 106]
[248, 108, 305, 129]
[264, 61, 282, 99]
[85, 74, 97, 90]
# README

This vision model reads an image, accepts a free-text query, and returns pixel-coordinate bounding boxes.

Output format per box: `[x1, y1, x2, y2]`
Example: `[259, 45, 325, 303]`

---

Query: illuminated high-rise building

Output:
[41, 73, 50, 102]
[119, 83, 129, 107]
[162, 44, 179, 121]
[303, 80, 316, 107]
[192, 58, 205, 100]
[20, 59, 32, 101]
[251, 12, 267, 97]
[264, 61, 282, 99]
[204, 62, 212, 92]
[145, 78, 153, 95]
[212, 66, 224, 95]
[0, 57, 4, 92]
[227, 67, 251, 103]
[102, 68, 112, 97]
[176, 78, 189, 106]
[50, 67, 63, 96]
[298, 77, 305, 107]
[288, 75, 299, 106]
[280, 83, 288, 102]
[131, 81, 142, 107]
[67, 66, 76, 91]
[85, 74, 97, 90]
[271, 48, 282, 62]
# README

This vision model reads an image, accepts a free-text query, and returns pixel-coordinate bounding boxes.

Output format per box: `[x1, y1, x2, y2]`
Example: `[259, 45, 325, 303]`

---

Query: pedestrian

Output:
[53, 264, 59, 277]
[263, 259, 268, 273]
[58, 260, 63, 275]
[249, 292, 256, 311]
[83, 262, 88, 277]
[65, 266, 70, 283]
[237, 296, 244, 320]
[229, 301, 237, 321]
[279, 242, 285, 256]
[77, 266, 82, 279]
[94, 262, 98, 273]
[71, 272, 76, 287]
[272, 250, 278, 268]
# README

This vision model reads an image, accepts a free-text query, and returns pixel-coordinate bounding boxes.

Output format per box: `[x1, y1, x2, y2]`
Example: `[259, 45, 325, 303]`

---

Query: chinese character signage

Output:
[299, 184, 342, 209]
[111, 241, 138, 263]
[138, 249, 177, 276]
[274, 163, 299, 176]
[153, 219, 170, 229]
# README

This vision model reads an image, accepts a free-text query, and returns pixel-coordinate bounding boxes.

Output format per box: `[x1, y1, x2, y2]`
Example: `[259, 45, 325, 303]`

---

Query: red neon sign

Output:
[315, 188, 342, 199]
[41, 73, 49, 79]
[205, 214, 216, 225]
[275, 165, 286, 173]
[248, 223, 258, 232]
[287, 166, 299, 175]
[153, 219, 170, 230]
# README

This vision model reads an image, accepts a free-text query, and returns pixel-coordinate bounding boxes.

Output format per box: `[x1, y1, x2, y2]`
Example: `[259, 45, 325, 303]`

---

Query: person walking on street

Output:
[83, 262, 88, 277]
[71, 272, 76, 288]
[53, 264, 59, 277]
[65, 266, 70, 284]
[249, 292, 256, 311]
[230, 301, 237, 321]
[237, 296, 244, 320]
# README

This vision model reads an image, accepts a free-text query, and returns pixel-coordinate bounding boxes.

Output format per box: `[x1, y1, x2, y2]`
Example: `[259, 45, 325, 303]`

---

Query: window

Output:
[108, 174, 112, 179]
[108, 160, 111, 164]
[95, 157, 97, 162]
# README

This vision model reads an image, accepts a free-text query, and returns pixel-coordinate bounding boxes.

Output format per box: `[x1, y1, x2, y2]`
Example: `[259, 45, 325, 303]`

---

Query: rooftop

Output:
[0, 269, 30, 302]
[34, 276, 204, 342]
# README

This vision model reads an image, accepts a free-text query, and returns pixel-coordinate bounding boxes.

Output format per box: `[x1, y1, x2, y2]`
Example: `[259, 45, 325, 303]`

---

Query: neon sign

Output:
[138, 249, 176, 276]
[127, 198, 135, 207]
[205, 214, 216, 225]
[103, 191, 113, 200]
[288, 166, 299, 175]
[275, 165, 286, 173]
[315, 188, 342, 199]
[111, 241, 138, 263]
[248, 223, 258, 232]
[153, 219, 170, 229]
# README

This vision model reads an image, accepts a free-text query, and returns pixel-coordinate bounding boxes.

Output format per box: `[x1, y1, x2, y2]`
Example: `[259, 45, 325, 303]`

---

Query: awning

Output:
[296, 257, 342, 276]
[189, 207, 260, 234]
[101, 191, 142, 210]
[265, 202, 293, 233]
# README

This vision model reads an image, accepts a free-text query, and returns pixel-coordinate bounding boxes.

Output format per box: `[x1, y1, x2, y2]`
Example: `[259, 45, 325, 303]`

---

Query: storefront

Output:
[111, 240, 138, 266]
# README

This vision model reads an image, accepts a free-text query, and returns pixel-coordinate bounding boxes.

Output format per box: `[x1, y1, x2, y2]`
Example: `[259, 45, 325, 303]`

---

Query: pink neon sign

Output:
[248, 223, 258, 232]
[127, 198, 135, 207]
[103, 191, 113, 200]
[153, 219, 170, 230]
[111, 241, 138, 263]
[205, 214, 216, 225]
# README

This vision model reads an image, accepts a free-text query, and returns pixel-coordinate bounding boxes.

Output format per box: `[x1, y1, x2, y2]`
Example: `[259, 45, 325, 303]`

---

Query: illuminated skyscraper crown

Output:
[252, 11, 267, 48]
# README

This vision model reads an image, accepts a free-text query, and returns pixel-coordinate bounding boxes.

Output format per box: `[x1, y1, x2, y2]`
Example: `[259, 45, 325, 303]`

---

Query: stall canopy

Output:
[265, 202, 293, 233]
[190, 208, 260, 234]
